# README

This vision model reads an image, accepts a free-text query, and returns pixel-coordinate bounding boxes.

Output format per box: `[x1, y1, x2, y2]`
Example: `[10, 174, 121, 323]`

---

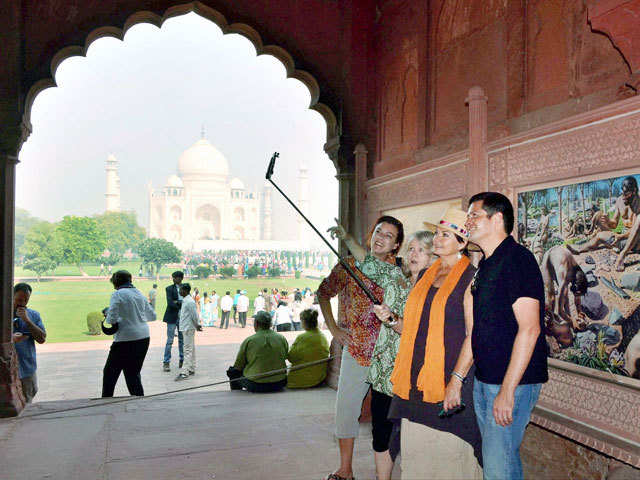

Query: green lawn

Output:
[24, 277, 321, 343]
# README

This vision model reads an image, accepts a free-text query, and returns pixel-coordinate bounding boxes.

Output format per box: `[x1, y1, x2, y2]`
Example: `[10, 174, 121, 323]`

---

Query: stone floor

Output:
[0, 323, 401, 480]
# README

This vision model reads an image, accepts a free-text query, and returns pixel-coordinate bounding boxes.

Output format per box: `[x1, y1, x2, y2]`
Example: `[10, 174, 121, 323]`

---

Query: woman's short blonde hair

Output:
[401, 230, 434, 277]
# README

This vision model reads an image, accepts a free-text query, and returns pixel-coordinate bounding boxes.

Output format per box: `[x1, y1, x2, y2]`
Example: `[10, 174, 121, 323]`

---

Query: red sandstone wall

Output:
[373, 0, 428, 176]
[371, 0, 630, 176]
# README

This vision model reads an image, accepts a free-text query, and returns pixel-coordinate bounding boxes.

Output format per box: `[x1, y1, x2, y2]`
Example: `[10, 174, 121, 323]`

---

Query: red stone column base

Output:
[0, 342, 25, 417]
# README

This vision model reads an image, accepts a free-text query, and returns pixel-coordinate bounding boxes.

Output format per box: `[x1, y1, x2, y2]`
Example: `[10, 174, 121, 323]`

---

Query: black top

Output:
[162, 284, 182, 324]
[388, 264, 481, 465]
[471, 236, 549, 385]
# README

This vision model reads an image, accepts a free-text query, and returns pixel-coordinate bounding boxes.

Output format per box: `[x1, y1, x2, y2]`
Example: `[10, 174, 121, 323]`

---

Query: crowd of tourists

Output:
[182, 249, 332, 276]
[13, 191, 547, 480]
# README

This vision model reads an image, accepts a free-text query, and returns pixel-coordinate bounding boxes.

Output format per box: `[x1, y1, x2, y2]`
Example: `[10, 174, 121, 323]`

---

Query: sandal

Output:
[326, 474, 355, 480]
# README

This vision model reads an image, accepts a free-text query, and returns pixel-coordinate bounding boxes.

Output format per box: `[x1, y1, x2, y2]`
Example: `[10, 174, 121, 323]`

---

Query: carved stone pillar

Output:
[353, 143, 368, 243]
[0, 153, 23, 417]
[465, 86, 489, 203]
[336, 171, 356, 257]
[0, 0, 26, 417]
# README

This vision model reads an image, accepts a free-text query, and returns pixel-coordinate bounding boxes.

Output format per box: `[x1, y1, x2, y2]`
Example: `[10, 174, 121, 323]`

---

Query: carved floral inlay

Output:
[367, 163, 465, 213]
[489, 113, 640, 188]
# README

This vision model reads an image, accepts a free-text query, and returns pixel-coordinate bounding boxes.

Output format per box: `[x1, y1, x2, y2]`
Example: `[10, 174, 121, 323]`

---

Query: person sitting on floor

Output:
[287, 308, 330, 389]
[227, 311, 289, 393]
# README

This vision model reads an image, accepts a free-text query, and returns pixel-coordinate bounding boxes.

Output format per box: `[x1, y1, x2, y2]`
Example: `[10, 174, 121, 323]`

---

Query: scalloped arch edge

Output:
[22, 1, 339, 150]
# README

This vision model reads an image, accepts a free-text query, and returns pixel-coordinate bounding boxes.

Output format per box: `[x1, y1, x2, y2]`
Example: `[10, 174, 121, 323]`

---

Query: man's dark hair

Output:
[254, 311, 272, 330]
[263, 288, 268, 293]
[226, 291, 231, 295]
[622, 176, 638, 194]
[13, 283, 32, 295]
[365, 215, 405, 255]
[236, 289, 241, 294]
[300, 308, 319, 329]
[468, 192, 514, 234]
[180, 283, 192, 295]
[110, 270, 132, 288]
[570, 268, 588, 296]
[152, 283, 157, 288]
[172, 271, 184, 280]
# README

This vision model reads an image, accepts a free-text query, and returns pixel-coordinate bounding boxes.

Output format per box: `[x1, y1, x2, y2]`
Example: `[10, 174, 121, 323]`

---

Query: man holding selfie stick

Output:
[12, 283, 46, 403]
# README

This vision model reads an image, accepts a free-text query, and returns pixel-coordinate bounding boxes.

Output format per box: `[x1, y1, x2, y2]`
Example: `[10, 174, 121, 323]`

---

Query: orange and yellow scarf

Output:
[390, 256, 469, 402]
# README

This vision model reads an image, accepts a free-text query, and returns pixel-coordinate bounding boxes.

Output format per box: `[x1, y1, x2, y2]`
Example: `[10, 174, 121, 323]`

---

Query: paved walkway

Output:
[36, 321, 321, 401]
[1, 323, 403, 480]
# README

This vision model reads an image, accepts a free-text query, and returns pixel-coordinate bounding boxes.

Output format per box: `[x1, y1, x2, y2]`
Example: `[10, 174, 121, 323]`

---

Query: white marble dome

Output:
[178, 138, 229, 176]
[165, 174, 184, 188]
[230, 177, 245, 190]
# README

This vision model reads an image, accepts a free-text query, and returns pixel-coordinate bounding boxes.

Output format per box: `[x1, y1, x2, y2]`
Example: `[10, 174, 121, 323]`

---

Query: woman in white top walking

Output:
[273, 301, 294, 332]
[102, 270, 156, 397]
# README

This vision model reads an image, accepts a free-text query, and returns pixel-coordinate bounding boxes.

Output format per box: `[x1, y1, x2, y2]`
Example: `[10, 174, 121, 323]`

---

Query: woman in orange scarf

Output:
[387, 207, 482, 479]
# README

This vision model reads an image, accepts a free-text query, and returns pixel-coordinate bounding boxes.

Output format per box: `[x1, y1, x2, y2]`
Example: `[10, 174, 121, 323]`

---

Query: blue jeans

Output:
[473, 379, 542, 480]
[163, 322, 184, 364]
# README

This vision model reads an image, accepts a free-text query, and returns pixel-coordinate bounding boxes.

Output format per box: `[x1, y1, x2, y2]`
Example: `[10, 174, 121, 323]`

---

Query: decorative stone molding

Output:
[366, 150, 467, 220]
[533, 360, 640, 467]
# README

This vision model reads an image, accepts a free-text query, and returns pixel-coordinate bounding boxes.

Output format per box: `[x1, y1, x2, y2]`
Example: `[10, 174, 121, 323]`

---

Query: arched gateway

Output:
[1, 0, 368, 418]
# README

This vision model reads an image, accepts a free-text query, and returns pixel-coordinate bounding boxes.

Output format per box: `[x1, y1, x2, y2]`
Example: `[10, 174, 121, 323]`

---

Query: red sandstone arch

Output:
[21, 1, 339, 149]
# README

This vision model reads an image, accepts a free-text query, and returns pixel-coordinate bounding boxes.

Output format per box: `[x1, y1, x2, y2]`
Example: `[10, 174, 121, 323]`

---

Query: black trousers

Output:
[239, 311, 247, 328]
[102, 337, 150, 397]
[220, 310, 230, 329]
[276, 323, 292, 332]
[232, 305, 237, 322]
[226, 366, 286, 393]
[371, 389, 394, 452]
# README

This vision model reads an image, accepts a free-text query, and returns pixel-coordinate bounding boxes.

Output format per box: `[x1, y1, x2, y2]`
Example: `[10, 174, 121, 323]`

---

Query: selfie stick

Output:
[265, 152, 380, 305]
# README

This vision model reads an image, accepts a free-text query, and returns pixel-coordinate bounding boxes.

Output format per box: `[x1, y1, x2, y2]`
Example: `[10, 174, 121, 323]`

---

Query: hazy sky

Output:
[17, 12, 338, 246]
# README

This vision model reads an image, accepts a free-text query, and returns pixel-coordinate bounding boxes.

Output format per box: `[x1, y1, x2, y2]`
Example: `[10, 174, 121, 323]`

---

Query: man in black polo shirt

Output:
[465, 192, 548, 480]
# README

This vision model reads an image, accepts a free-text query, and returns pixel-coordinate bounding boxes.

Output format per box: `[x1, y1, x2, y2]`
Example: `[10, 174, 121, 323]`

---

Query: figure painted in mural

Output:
[624, 330, 640, 379]
[543, 310, 575, 351]
[566, 177, 640, 271]
[540, 246, 588, 331]
[466, 192, 548, 480]
[536, 205, 552, 245]
[318, 216, 404, 480]
[565, 217, 585, 239]
[613, 177, 640, 271]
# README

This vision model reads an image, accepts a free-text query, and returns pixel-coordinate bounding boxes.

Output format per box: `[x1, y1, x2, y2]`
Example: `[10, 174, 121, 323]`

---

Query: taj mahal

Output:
[105, 135, 311, 251]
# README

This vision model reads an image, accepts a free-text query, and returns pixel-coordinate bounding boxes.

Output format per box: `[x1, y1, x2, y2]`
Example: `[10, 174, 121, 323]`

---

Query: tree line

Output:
[15, 209, 181, 279]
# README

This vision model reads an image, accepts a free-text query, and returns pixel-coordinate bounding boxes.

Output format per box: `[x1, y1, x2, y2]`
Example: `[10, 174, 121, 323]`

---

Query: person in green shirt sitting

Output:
[287, 308, 330, 388]
[227, 311, 289, 393]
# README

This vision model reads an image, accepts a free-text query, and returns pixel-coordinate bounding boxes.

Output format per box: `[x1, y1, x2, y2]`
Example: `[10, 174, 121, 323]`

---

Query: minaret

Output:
[262, 183, 272, 240]
[297, 162, 310, 244]
[105, 154, 121, 212]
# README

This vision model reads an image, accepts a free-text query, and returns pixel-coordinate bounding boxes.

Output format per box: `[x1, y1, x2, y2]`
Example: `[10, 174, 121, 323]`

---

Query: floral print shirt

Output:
[359, 255, 411, 396]
[317, 256, 386, 367]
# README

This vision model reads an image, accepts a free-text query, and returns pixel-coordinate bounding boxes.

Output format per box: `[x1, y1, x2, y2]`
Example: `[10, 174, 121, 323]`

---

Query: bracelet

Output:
[451, 371, 466, 384]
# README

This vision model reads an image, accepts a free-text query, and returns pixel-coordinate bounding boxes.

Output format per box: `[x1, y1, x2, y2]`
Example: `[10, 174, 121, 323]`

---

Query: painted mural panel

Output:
[518, 174, 640, 379]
